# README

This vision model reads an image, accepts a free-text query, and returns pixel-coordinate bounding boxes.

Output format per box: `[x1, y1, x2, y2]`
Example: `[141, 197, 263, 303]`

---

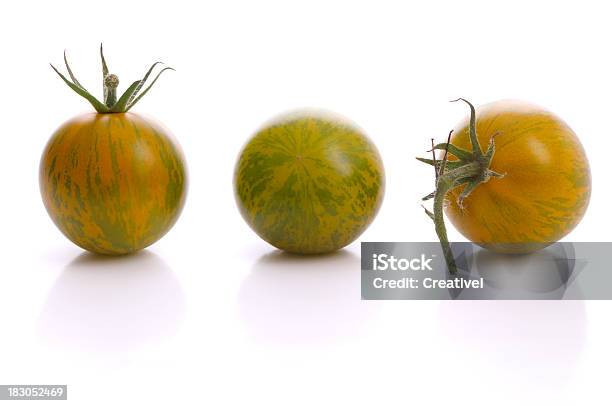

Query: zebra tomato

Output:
[40, 46, 186, 255]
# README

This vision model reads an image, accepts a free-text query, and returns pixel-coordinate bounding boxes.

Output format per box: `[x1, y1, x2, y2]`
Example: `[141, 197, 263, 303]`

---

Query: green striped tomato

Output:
[234, 110, 385, 254]
[40, 113, 187, 255]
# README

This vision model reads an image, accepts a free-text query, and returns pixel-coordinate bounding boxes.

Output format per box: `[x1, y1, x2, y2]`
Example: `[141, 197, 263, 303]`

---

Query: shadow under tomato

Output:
[461, 243, 586, 299]
[438, 244, 587, 389]
[238, 249, 380, 347]
[38, 250, 185, 354]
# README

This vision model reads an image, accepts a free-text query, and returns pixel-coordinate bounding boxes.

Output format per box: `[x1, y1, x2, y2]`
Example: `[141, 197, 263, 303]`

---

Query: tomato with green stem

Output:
[40, 46, 187, 255]
[418, 99, 591, 273]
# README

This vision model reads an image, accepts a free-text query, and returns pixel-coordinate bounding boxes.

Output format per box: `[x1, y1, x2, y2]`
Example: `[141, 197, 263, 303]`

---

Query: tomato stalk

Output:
[103, 74, 119, 108]
[418, 99, 505, 274]
[50, 44, 174, 113]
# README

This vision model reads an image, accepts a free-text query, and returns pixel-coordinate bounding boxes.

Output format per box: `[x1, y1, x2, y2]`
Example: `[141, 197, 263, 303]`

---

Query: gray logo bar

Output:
[361, 242, 609, 300]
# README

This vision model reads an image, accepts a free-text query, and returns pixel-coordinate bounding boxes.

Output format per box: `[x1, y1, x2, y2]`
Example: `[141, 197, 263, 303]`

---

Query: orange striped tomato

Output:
[40, 113, 187, 254]
[445, 100, 591, 253]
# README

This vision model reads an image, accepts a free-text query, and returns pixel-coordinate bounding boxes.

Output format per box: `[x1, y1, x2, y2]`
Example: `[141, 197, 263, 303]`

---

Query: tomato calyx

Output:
[50, 44, 174, 113]
[417, 98, 505, 274]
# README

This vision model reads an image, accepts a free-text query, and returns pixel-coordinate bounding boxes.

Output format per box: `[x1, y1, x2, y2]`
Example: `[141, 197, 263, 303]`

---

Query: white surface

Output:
[0, 0, 611, 404]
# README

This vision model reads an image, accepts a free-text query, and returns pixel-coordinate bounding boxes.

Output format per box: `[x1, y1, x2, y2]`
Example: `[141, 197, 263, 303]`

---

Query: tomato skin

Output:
[444, 100, 591, 253]
[40, 113, 187, 255]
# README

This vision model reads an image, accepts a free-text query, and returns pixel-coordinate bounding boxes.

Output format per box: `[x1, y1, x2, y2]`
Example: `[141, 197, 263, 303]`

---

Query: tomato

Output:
[444, 100, 591, 253]
[234, 110, 385, 254]
[41, 46, 186, 255]
[40, 113, 187, 254]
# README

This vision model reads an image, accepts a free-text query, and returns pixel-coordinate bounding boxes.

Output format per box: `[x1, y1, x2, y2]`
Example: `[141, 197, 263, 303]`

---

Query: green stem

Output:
[52, 46, 173, 113]
[433, 162, 481, 274]
[419, 99, 503, 275]
[104, 74, 119, 108]
[105, 88, 117, 107]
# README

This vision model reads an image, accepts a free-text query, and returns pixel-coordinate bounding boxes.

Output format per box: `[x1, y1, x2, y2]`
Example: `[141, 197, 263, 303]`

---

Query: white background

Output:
[0, 0, 611, 404]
